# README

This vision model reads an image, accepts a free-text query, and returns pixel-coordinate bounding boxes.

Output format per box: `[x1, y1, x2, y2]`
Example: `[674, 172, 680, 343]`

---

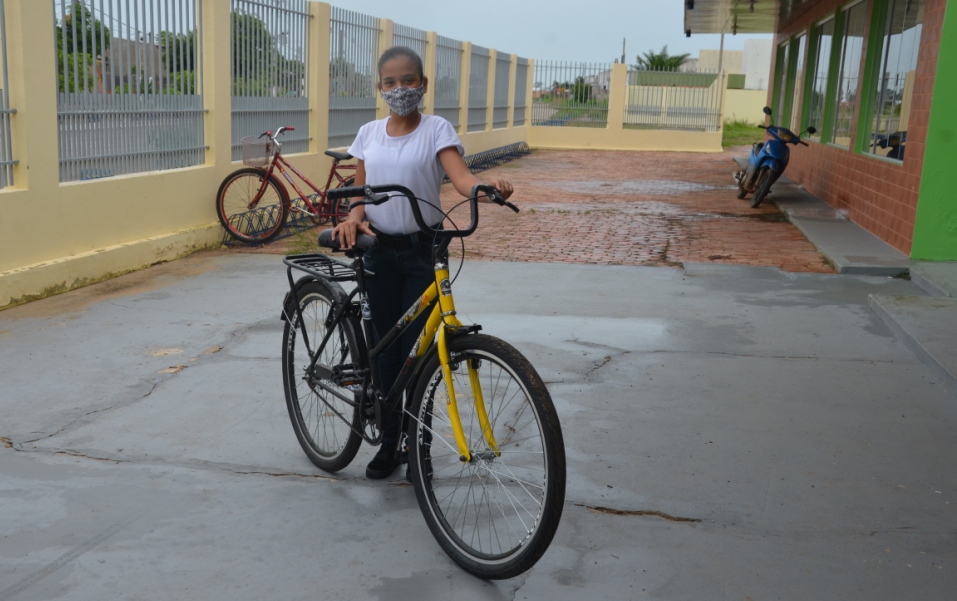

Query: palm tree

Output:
[635, 45, 690, 71]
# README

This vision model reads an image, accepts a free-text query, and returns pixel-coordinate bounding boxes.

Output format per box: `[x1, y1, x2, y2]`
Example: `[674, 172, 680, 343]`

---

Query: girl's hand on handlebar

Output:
[331, 218, 375, 250]
[475, 180, 513, 202]
[489, 179, 513, 201]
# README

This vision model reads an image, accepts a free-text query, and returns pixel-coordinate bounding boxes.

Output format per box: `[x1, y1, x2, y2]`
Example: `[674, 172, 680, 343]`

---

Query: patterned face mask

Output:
[381, 85, 425, 117]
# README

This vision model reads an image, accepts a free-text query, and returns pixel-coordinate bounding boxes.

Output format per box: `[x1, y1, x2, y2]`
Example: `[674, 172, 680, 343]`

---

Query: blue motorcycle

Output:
[734, 106, 816, 208]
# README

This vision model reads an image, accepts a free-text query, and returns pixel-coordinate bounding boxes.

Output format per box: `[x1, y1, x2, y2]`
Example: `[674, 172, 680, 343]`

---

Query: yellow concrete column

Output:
[458, 42, 472, 135]
[423, 31, 438, 115]
[310, 2, 332, 153]
[607, 63, 627, 132]
[718, 71, 728, 134]
[485, 49, 496, 131]
[5, 0, 59, 192]
[202, 0, 232, 168]
[507, 54, 517, 128]
[375, 19, 394, 120]
[527, 59, 535, 126]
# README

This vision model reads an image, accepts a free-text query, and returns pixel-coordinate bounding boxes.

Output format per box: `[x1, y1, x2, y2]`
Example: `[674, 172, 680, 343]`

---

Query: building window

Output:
[830, 2, 867, 148]
[773, 41, 790, 122]
[790, 34, 807, 133]
[806, 18, 834, 141]
[865, 0, 925, 161]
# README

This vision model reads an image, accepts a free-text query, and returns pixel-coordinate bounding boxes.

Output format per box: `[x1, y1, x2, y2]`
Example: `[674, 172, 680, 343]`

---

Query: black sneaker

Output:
[366, 446, 401, 479]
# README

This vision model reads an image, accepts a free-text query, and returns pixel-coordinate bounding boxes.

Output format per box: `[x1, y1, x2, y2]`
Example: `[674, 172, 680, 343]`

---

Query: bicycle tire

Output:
[750, 168, 773, 208]
[331, 177, 355, 226]
[407, 334, 566, 579]
[216, 167, 289, 244]
[282, 279, 363, 472]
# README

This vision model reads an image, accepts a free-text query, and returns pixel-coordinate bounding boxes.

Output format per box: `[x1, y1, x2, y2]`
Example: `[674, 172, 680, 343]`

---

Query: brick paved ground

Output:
[245, 148, 834, 274]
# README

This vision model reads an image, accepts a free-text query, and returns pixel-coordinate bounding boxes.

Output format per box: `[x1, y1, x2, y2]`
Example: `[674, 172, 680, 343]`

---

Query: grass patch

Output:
[288, 227, 321, 254]
[723, 119, 765, 148]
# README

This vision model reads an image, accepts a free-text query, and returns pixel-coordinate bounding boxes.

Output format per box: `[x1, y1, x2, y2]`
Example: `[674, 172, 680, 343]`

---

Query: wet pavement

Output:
[3, 149, 957, 600]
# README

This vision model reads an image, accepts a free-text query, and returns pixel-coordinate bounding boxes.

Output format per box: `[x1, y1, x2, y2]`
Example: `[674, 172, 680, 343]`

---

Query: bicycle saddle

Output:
[324, 150, 353, 161]
[318, 229, 378, 253]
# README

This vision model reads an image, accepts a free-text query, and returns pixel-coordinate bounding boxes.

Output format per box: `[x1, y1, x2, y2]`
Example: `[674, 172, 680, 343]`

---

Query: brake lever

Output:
[486, 190, 520, 213]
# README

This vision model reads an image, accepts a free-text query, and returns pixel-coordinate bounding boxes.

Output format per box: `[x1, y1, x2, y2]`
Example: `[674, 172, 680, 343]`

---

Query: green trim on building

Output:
[802, 22, 821, 133]
[912, 1, 957, 260]
[821, 9, 846, 144]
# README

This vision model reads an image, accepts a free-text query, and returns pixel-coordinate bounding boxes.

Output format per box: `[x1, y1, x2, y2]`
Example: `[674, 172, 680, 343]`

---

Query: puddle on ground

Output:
[549, 179, 732, 196]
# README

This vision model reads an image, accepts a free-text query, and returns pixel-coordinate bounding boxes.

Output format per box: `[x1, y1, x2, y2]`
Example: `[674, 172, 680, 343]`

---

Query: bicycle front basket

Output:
[241, 137, 273, 168]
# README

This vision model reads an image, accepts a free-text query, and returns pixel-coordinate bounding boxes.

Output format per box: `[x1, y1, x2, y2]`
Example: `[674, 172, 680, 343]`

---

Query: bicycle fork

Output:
[429, 262, 500, 464]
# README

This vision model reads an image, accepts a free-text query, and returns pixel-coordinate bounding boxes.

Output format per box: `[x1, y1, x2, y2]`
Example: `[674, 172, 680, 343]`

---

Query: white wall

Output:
[742, 39, 773, 90]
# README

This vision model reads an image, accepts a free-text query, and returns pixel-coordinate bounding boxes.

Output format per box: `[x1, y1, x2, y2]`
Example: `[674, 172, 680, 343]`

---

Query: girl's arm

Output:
[438, 147, 513, 200]
[331, 159, 375, 249]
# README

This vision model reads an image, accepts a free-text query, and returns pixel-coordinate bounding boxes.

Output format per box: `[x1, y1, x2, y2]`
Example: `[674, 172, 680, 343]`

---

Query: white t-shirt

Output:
[348, 114, 464, 235]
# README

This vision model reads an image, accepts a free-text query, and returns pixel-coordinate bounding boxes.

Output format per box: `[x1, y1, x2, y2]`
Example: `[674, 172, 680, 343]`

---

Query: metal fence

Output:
[492, 52, 510, 129]
[392, 23, 426, 58]
[532, 61, 611, 128]
[624, 68, 723, 132]
[0, 0, 14, 189]
[55, 0, 205, 182]
[231, 0, 310, 161]
[467, 45, 489, 132]
[328, 6, 378, 149]
[434, 35, 462, 128]
[513, 57, 528, 127]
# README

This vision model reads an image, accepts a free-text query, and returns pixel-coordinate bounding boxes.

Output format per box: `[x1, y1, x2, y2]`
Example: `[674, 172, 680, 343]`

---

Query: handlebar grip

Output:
[800, 140, 809, 147]
[327, 185, 365, 200]
[758, 125, 767, 129]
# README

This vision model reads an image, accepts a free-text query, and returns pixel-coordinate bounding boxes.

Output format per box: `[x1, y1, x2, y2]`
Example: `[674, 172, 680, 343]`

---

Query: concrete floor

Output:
[2, 251, 956, 600]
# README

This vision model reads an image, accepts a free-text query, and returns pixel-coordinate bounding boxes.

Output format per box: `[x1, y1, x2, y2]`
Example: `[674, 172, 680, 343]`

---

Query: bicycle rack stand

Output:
[220, 196, 325, 247]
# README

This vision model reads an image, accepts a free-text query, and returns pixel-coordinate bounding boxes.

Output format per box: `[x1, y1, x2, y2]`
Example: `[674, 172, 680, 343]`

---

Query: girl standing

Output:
[331, 46, 513, 479]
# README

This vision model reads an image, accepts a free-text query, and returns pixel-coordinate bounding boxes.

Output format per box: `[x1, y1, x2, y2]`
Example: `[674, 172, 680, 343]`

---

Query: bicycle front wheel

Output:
[407, 334, 566, 580]
[282, 279, 363, 472]
[217, 167, 289, 244]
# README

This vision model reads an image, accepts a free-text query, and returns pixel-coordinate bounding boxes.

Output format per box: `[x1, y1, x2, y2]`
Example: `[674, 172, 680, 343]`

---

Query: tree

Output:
[55, 2, 111, 92]
[59, 1, 111, 58]
[232, 12, 305, 96]
[571, 76, 591, 103]
[635, 45, 690, 71]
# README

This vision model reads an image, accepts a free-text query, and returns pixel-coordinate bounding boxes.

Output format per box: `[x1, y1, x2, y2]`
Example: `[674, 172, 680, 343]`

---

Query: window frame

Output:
[856, 0, 924, 161]
[803, 15, 839, 143]
[827, 0, 868, 149]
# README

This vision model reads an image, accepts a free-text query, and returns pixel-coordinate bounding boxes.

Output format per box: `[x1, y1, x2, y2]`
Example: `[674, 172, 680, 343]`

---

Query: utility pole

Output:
[621, 38, 626, 65]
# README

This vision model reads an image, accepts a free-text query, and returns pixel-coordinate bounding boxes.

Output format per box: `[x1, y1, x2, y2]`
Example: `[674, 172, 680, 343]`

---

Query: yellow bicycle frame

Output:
[399, 262, 500, 463]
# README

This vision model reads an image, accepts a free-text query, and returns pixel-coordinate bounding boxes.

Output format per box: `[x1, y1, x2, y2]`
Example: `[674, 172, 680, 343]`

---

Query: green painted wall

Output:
[913, 1, 957, 260]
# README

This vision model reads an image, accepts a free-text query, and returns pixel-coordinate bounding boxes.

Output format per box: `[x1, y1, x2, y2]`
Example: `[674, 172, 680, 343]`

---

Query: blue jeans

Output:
[363, 238, 439, 444]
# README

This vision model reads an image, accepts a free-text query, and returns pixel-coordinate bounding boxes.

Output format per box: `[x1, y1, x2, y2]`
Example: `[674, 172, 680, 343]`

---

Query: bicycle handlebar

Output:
[327, 183, 517, 238]
[258, 126, 297, 141]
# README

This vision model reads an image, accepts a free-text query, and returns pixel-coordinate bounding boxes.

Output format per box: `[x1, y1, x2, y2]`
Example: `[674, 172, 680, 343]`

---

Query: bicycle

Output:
[279, 184, 566, 579]
[216, 126, 357, 244]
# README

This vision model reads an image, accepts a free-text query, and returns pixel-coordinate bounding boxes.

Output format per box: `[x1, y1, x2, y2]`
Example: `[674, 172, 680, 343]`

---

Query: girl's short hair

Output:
[378, 46, 424, 78]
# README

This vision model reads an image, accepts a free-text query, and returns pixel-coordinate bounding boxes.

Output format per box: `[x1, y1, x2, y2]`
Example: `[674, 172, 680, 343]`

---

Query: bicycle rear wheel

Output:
[407, 334, 566, 580]
[217, 167, 289, 244]
[331, 177, 355, 226]
[282, 279, 363, 472]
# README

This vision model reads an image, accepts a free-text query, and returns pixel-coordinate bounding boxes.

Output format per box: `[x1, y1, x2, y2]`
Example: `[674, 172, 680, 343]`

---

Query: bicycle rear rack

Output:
[284, 253, 373, 282]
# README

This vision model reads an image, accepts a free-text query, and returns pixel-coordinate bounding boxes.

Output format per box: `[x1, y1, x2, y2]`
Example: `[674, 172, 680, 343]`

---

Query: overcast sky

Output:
[325, 0, 772, 64]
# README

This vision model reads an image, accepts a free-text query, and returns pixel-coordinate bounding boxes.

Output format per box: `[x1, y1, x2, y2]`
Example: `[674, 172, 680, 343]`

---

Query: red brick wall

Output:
[774, 0, 944, 254]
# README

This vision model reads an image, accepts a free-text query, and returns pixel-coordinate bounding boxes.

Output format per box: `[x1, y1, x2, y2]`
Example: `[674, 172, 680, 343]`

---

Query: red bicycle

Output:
[216, 126, 357, 244]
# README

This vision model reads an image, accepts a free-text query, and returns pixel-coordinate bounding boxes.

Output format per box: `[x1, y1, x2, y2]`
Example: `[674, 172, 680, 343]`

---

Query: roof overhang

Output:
[683, 0, 785, 35]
